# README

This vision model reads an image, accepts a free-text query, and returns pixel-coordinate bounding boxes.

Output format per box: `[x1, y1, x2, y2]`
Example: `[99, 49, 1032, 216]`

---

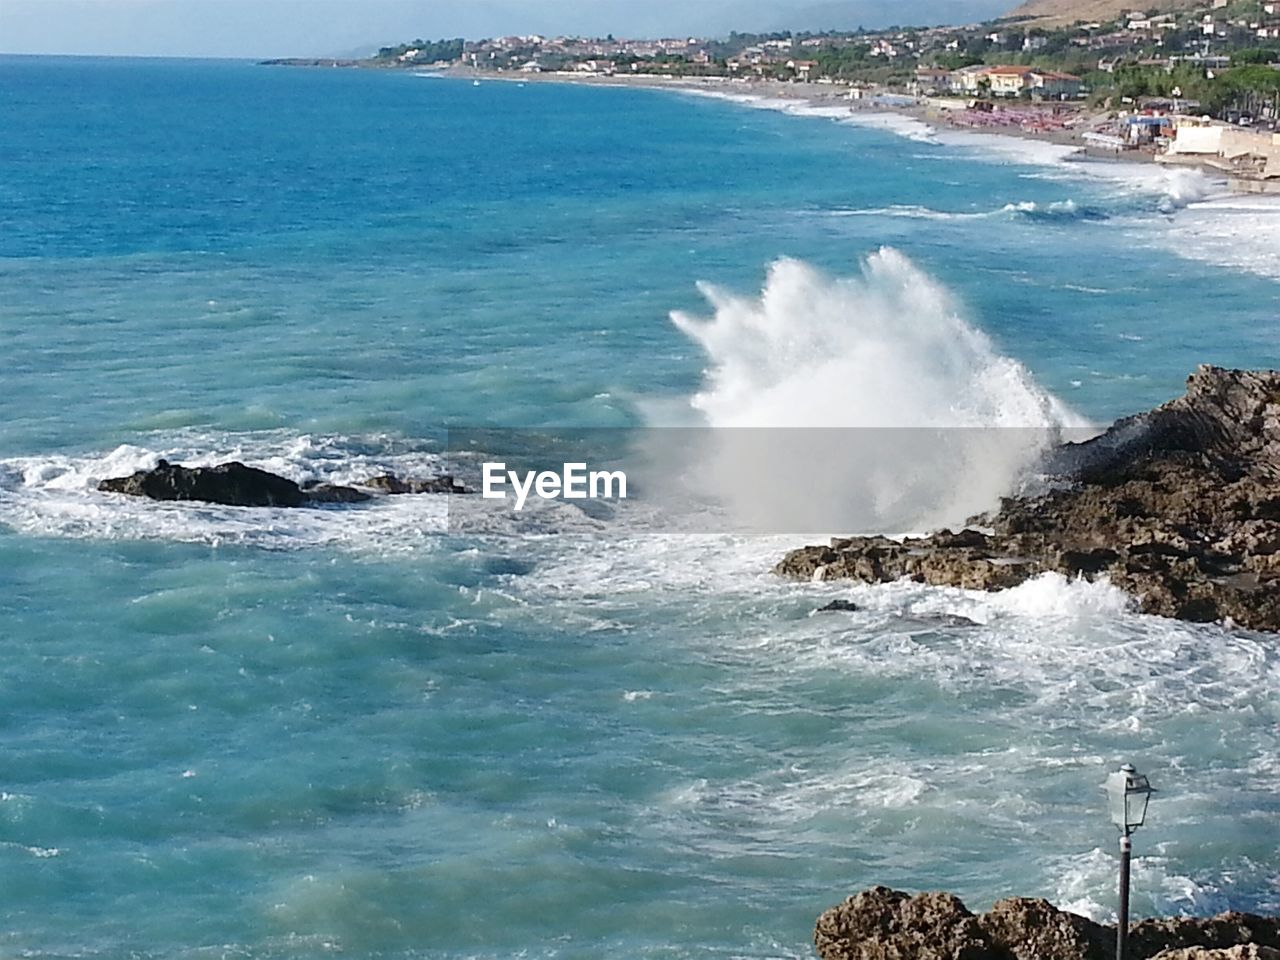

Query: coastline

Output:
[261, 57, 1279, 191]
[433, 65, 1146, 163]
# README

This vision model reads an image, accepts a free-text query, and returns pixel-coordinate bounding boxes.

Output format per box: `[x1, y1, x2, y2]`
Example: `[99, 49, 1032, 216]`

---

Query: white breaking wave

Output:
[664, 249, 1087, 532]
[1153, 194, 1280, 279]
[836, 109, 939, 142]
[830, 198, 1082, 221]
[672, 249, 1078, 430]
[677, 88, 939, 141]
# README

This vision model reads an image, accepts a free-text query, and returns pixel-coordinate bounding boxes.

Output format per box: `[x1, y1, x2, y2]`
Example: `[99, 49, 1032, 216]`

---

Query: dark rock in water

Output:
[814, 887, 1280, 960]
[777, 366, 1280, 632]
[482, 556, 536, 576]
[361, 473, 470, 495]
[98, 459, 306, 507]
[816, 599, 861, 613]
[300, 480, 373, 504]
[98, 461, 468, 507]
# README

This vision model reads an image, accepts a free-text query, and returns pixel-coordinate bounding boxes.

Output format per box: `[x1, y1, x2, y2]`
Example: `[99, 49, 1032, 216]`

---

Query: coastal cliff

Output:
[777, 366, 1280, 631]
[815, 887, 1280, 960]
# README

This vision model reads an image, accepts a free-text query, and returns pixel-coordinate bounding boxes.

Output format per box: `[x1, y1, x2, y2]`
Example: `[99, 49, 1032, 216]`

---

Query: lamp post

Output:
[1104, 763, 1156, 960]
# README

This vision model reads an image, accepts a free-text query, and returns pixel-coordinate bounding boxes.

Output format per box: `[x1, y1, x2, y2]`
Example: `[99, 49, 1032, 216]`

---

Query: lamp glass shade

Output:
[1105, 764, 1154, 832]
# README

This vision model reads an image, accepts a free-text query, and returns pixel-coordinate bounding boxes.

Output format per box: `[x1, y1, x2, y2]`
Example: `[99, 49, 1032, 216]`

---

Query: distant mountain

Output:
[1003, 0, 1200, 25]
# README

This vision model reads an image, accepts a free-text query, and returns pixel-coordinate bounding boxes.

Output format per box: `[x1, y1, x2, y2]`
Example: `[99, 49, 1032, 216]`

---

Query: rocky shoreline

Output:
[777, 366, 1280, 632]
[815, 887, 1279, 960]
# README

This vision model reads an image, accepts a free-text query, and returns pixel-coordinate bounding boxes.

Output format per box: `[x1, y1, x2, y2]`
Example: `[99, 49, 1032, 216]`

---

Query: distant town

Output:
[354, 1, 1279, 119]
[265, 0, 1280, 186]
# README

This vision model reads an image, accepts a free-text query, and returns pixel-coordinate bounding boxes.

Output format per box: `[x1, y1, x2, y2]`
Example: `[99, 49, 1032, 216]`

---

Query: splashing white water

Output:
[672, 249, 1078, 430]
[666, 249, 1088, 533]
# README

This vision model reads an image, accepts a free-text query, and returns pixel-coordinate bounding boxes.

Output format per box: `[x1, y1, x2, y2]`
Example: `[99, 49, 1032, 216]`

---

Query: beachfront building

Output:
[915, 65, 953, 93]
[950, 65, 1035, 96]
[1163, 119, 1280, 182]
[1030, 70, 1084, 99]
[949, 64, 994, 93]
[787, 60, 819, 81]
[948, 65, 1083, 99]
[988, 66, 1033, 95]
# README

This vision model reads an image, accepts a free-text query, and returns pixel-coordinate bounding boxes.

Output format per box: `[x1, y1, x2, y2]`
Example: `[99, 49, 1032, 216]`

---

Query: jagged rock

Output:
[1152, 947, 1280, 960]
[815, 888, 1280, 960]
[778, 367, 1280, 631]
[816, 599, 861, 613]
[98, 461, 468, 507]
[814, 886, 998, 960]
[978, 896, 1110, 960]
[98, 460, 306, 507]
[1132, 912, 1280, 958]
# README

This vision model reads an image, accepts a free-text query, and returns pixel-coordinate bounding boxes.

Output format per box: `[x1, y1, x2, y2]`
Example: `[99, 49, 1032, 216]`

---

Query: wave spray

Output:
[668, 248, 1087, 533]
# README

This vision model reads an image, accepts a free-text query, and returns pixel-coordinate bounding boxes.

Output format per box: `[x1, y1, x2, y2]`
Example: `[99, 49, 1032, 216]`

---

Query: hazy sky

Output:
[0, 0, 1011, 58]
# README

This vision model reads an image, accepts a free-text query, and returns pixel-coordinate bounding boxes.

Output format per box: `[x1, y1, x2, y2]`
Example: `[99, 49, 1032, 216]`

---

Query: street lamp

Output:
[1104, 763, 1156, 960]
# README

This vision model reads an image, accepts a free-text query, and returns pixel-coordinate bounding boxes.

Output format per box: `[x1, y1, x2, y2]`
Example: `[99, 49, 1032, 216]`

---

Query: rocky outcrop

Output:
[1130, 914, 1280, 959]
[98, 460, 308, 507]
[814, 887, 1280, 960]
[777, 366, 1280, 631]
[98, 459, 469, 507]
[1151, 947, 1280, 960]
[814, 887, 995, 960]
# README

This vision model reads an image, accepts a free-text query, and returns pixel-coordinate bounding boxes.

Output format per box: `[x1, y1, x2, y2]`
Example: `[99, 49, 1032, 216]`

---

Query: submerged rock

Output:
[815, 887, 1280, 960]
[300, 480, 373, 504]
[778, 366, 1280, 632]
[361, 473, 468, 495]
[816, 599, 861, 613]
[98, 460, 469, 507]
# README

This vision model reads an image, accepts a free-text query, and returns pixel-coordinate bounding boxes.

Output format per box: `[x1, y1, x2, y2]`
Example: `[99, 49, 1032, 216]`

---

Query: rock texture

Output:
[816, 600, 862, 613]
[361, 473, 468, 495]
[98, 460, 468, 507]
[777, 366, 1280, 631]
[814, 887, 1280, 960]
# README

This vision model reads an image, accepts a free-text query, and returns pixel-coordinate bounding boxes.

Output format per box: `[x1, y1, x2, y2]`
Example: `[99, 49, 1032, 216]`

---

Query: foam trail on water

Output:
[668, 248, 1088, 532]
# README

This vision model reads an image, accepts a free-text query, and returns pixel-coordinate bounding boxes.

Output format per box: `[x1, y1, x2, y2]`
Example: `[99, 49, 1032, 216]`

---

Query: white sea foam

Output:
[1152, 193, 1280, 279]
[836, 110, 939, 142]
[1056, 847, 1236, 921]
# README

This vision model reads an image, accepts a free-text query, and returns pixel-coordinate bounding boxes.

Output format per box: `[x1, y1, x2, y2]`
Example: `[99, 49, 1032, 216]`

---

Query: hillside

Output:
[1004, 0, 1200, 25]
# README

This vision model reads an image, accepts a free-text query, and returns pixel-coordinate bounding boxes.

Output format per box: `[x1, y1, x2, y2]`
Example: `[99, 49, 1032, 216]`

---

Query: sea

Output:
[1, 56, 1278, 959]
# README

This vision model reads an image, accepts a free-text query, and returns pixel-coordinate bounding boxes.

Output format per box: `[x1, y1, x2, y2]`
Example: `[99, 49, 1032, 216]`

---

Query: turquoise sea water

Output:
[1, 56, 1278, 959]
